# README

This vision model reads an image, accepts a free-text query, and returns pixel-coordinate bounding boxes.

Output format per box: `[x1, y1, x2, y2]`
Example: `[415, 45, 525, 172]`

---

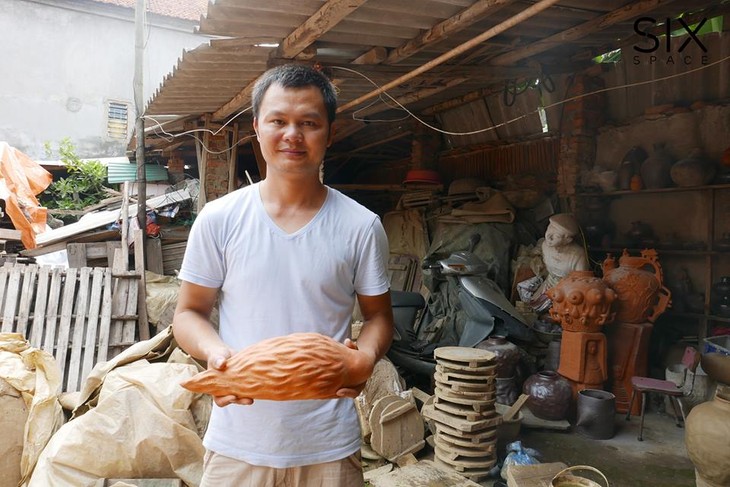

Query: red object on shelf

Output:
[403, 168, 441, 185]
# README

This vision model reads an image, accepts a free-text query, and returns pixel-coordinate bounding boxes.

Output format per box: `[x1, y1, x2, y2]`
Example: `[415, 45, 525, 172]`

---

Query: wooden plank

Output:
[67, 267, 91, 392]
[85, 242, 111, 260]
[97, 268, 113, 363]
[42, 267, 63, 353]
[134, 229, 149, 341]
[16, 264, 38, 338]
[145, 238, 163, 275]
[1, 266, 21, 333]
[109, 249, 128, 350]
[0, 229, 22, 240]
[29, 266, 50, 348]
[106, 241, 122, 268]
[0, 265, 11, 324]
[55, 267, 78, 382]
[81, 268, 104, 382]
[66, 243, 87, 268]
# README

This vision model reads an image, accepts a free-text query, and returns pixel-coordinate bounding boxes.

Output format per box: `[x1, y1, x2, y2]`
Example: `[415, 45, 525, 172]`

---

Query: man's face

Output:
[545, 224, 572, 248]
[253, 83, 333, 178]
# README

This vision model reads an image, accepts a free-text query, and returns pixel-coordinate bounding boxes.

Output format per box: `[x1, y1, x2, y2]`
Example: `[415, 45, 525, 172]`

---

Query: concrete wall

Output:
[0, 0, 207, 159]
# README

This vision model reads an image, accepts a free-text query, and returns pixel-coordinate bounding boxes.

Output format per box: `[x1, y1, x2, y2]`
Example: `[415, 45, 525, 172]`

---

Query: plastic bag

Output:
[501, 440, 542, 479]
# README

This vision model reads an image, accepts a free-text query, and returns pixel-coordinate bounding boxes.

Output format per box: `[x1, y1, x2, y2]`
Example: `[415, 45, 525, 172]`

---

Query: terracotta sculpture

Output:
[558, 331, 608, 395]
[547, 270, 616, 332]
[532, 214, 590, 303]
[180, 333, 372, 401]
[602, 249, 671, 323]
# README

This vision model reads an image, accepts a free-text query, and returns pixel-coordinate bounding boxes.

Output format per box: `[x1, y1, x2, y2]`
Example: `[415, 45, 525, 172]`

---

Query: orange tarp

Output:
[0, 143, 53, 249]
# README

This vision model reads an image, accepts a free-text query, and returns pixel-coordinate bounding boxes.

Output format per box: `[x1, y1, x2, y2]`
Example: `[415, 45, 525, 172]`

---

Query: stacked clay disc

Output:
[425, 346, 501, 481]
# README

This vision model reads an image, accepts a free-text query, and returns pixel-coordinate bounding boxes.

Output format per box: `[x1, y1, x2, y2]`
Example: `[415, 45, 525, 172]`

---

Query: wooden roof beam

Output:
[276, 0, 369, 58]
[337, 0, 562, 114]
[384, 0, 516, 65]
[490, 0, 669, 65]
[213, 0, 368, 121]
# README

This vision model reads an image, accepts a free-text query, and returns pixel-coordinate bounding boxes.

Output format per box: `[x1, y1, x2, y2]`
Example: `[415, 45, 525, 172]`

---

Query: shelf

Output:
[587, 247, 727, 256]
[577, 182, 730, 197]
[662, 311, 730, 324]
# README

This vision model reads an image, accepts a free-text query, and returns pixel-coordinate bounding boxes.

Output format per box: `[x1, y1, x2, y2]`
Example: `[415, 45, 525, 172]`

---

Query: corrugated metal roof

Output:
[107, 163, 169, 183]
[142, 0, 728, 152]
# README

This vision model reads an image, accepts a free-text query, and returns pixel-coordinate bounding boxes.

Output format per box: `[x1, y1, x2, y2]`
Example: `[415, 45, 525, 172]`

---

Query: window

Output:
[107, 101, 129, 139]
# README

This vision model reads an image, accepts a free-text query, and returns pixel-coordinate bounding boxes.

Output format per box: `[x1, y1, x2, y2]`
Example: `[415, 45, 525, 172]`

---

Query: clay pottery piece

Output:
[685, 386, 730, 487]
[180, 332, 371, 400]
[602, 249, 672, 323]
[495, 376, 519, 405]
[625, 221, 655, 248]
[618, 146, 647, 190]
[522, 370, 573, 421]
[670, 148, 716, 187]
[475, 336, 520, 378]
[701, 353, 730, 385]
[640, 143, 674, 189]
[547, 271, 617, 332]
[629, 174, 643, 191]
[575, 389, 616, 440]
[710, 276, 730, 318]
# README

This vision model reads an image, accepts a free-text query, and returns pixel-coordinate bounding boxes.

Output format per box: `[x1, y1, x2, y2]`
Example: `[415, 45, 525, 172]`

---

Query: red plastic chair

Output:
[625, 346, 700, 441]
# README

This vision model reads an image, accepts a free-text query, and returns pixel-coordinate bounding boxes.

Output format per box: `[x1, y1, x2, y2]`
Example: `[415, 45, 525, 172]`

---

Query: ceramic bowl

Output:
[701, 353, 730, 385]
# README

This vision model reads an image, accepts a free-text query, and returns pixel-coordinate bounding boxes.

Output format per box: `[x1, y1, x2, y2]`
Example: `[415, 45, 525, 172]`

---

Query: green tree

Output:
[41, 138, 109, 211]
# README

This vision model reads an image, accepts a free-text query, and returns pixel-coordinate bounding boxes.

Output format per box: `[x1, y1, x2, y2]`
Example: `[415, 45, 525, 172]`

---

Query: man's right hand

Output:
[207, 347, 254, 407]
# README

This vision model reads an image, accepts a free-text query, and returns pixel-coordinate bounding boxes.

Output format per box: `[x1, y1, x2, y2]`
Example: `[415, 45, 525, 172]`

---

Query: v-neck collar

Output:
[254, 183, 331, 238]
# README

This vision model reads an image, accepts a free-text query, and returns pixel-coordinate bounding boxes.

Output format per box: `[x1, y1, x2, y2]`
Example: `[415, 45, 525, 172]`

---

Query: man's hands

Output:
[335, 338, 375, 398]
[206, 346, 254, 407]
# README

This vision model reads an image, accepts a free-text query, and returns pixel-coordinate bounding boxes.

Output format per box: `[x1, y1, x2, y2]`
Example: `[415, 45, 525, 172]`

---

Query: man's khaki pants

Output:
[199, 450, 364, 487]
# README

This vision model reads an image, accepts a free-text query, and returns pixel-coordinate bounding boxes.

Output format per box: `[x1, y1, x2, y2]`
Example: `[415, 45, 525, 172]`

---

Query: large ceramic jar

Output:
[685, 386, 730, 487]
[475, 335, 520, 378]
[602, 249, 671, 323]
[547, 271, 617, 332]
[640, 142, 674, 189]
[710, 276, 730, 318]
[522, 371, 572, 421]
[670, 148, 716, 187]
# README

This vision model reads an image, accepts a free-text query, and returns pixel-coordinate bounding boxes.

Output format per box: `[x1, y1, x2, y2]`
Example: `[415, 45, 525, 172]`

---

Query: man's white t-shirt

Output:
[178, 183, 390, 468]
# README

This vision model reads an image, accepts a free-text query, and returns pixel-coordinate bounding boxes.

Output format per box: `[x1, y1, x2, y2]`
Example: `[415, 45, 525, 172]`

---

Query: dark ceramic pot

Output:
[576, 389, 616, 439]
[641, 143, 674, 189]
[522, 370, 572, 421]
[475, 335, 520, 378]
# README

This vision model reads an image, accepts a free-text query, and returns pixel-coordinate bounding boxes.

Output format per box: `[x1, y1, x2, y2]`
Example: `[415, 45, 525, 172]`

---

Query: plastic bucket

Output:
[552, 465, 609, 487]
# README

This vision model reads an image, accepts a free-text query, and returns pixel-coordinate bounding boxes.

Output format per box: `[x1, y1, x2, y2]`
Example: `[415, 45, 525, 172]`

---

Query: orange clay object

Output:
[180, 332, 371, 401]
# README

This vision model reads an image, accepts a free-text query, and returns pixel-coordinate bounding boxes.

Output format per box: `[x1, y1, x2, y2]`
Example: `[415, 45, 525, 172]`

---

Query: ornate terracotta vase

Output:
[685, 387, 730, 487]
[180, 332, 371, 400]
[602, 249, 671, 323]
[547, 270, 617, 332]
[522, 370, 573, 421]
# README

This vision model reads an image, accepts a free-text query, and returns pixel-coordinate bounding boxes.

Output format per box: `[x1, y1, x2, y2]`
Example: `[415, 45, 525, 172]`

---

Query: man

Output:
[172, 64, 393, 486]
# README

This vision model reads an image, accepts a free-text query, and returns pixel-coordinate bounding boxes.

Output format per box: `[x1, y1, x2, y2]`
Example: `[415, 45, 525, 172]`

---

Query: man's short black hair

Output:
[251, 64, 337, 125]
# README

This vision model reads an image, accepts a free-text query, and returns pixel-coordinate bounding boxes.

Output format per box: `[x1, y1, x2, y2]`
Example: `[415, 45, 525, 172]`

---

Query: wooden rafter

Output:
[384, 0, 516, 65]
[212, 0, 366, 121]
[276, 0, 368, 58]
[490, 0, 670, 65]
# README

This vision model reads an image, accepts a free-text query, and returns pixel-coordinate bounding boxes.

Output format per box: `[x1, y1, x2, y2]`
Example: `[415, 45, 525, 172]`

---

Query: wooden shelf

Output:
[663, 311, 730, 324]
[577, 183, 730, 197]
[587, 247, 727, 256]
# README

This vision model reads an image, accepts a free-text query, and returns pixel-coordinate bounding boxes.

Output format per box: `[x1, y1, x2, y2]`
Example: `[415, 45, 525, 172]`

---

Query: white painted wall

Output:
[0, 0, 208, 159]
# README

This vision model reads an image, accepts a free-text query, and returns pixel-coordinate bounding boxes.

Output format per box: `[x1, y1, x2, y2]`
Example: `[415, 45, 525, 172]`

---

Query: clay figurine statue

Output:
[180, 332, 372, 401]
[531, 213, 589, 305]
